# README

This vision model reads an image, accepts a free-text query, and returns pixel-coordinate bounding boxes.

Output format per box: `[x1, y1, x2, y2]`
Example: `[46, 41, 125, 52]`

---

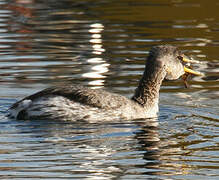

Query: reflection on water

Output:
[0, 0, 218, 179]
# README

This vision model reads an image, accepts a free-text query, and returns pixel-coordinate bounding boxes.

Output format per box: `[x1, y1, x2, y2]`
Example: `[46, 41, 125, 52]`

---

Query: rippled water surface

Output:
[0, 0, 218, 179]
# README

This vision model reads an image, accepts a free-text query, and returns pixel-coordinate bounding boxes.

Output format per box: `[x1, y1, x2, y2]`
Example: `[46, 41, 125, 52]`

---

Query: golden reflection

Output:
[82, 58, 109, 88]
[82, 23, 108, 88]
[89, 23, 105, 55]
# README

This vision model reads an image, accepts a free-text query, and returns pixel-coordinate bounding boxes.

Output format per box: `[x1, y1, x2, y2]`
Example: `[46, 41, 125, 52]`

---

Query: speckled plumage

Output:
[9, 45, 187, 121]
[10, 85, 150, 121]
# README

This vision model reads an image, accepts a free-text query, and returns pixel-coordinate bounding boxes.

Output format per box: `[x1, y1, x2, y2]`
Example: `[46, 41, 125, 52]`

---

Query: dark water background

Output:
[0, 0, 218, 179]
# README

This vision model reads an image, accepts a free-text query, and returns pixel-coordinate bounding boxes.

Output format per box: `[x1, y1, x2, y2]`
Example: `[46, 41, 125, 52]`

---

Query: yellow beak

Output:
[182, 57, 204, 76]
[184, 66, 203, 76]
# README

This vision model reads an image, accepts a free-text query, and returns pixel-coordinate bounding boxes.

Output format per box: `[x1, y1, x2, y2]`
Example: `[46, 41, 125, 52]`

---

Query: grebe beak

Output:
[182, 57, 204, 76]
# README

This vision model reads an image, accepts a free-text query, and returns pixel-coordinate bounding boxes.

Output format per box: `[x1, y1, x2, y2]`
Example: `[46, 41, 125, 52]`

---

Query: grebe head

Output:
[146, 45, 203, 80]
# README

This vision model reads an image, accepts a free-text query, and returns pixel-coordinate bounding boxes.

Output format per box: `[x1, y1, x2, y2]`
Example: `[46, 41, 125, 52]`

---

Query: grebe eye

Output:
[177, 56, 183, 61]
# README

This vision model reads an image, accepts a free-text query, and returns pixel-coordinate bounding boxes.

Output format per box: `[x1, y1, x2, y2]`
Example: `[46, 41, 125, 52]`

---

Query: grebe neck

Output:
[132, 61, 166, 109]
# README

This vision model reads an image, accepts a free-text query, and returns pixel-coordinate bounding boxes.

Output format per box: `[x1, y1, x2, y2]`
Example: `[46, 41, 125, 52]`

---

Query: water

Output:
[0, 0, 218, 179]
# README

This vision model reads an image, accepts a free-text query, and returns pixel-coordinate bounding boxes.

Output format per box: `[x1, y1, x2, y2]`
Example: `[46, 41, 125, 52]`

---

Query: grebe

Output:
[9, 45, 203, 121]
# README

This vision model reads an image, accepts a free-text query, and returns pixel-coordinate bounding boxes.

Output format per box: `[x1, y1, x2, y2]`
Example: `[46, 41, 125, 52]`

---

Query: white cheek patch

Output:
[165, 67, 175, 80]
[165, 63, 184, 80]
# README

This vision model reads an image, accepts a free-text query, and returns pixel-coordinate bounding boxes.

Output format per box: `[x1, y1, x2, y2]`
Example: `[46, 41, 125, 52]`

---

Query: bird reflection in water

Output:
[134, 118, 191, 176]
